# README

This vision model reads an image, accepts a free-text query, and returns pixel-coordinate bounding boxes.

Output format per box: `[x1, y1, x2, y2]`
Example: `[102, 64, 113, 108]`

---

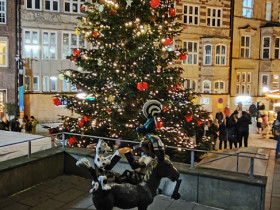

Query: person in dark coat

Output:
[219, 118, 228, 150]
[226, 111, 238, 149]
[0, 117, 9, 131]
[11, 115, 21, 132]
[209, 119, 219, 150]
[237, 111, 252, 148]
[249, 102, 258, 122]
[215, 109, 224, 125]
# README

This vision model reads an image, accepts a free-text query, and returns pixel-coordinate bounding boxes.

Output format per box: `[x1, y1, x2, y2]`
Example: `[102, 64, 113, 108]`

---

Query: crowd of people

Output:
[0, 115, 38, 134]
[205, 102, 261, 151]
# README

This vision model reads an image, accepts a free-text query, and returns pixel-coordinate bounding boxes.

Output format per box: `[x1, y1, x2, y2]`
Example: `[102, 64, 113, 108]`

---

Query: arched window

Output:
[214, 81, 225, 93]
[215, 45, 226, 65]
[203, 80, 211, 93]
[204, 45, 212, 65]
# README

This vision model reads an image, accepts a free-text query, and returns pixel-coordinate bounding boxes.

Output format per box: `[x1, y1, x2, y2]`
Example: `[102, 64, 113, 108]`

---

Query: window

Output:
[275, 38, 280, 59]
[242, 72, 246, 83]
[203, 80, 211, 93]
[71, 83, 77, 91]
[183, 41, 198, 64]
[24, 30, 40, 59]
[183, 5, 199, 25]
[43, 76, 49, 91]
[0, 40, 7, 67]
[214, 81, 225, 93]
[247, 72, 251, 83]
[42, 31, 57, 59]
[215, 45, 226, 65]
[63, 78, 70, 92]
[261, 74, 269, 86]
[242, 0, 254, 18]
[33, 76, 39, 91]
[241, 84, 246, 94]
[266, 2, 272, 21]
[236, 85, 240, 94]
[45, 0, 59, 11]
[262, 37, 270, 59]
[237, 72, 240, 83]
[0, 0, 6, 24]
[237, 71, 251, 95]
[26, 0, 41, 10]
[183, 79, 197, 91]
[247, 84, 251, 94]
[204, 45, 212, 65]
[62, 32, 85, 59]
[65, 0, 85, 13]
[241, 36, 250, 58]
[25, 76, 31, 91]
[207, 8, 222, 27]
[50, 76, 57, 91]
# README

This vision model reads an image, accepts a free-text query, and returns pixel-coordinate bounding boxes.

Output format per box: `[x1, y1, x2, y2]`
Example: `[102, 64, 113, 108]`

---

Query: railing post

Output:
[62, 133, 65, 148]
[28, 140, 31, 158]
[249, 157, 254, 178]
[236, 153, 239, 172]
[190, 150, 195, 169]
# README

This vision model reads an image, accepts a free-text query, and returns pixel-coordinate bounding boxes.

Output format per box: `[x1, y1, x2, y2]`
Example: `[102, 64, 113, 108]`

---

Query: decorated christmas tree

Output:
[55, 0, 212, 162]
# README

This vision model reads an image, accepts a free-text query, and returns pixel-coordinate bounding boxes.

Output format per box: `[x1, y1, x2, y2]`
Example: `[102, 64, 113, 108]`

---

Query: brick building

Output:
[0, 0, 17, 118]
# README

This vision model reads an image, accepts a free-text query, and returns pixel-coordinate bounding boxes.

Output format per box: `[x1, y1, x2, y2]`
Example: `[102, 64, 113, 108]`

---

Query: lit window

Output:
[50, 76, 57, 91]
[0, 40, 7, 67]
[203, 80, 211, 93]
[262, 37, 270, 59]
[0, 0, 6, 24]
[24, 30, 40, 59]
[64, 0, 85, 13]
[62, 32, 85, 59]
[204, 45, 212, 65]
[42, 31, 57, 59]
[242, 0, 254, 18]
[207, 8, 222, 27]
[215, 45, 226, 65]
[63, 78, 70, 92]
[266, 2, 272, 21]
[26, 0, 41, 10]
[25, 76, 31, 91]
[183, 79, 197, 91]
[45, 0, 59, 11]
[275, 38, 280, 59]
[43, 76, 49, 91]
[33, 76, 39, 91]
[214, 81, 225, 93]
[183, 5, 199, 25]
[183, 41, 198, 65]
[241, 36, 250, 58]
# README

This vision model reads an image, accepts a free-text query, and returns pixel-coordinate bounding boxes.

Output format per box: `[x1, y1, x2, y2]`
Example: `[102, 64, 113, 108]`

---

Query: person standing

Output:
[223, 105, 230, 117]
[215, 109, 224, 125]
[257, 114, 263, 134]
[227, 111, 238, 149]
[209, 119, 219, 150]
[262, 112, 270, 138]
[249, 102, 258, 122]
[23, 115, 33, 134]
[11, 115, 21, 132]
[31, 116, 38, 134]
[237, 111, 252, 147]
[219, 119, 228, 150]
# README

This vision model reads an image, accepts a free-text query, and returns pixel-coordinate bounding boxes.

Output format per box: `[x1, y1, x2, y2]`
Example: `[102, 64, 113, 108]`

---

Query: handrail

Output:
[0, 136, 48, 148]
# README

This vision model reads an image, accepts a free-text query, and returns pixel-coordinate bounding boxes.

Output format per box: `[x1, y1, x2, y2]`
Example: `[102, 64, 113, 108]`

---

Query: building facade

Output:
[176, 0, 232, 114]
[21, 0, 87, 122]
[231, 0, 280, 112]
[0, 0, 17, 118]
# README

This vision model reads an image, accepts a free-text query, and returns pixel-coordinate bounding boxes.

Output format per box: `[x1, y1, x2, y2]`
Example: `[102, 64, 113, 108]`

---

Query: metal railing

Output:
[0, 132, 269, 178]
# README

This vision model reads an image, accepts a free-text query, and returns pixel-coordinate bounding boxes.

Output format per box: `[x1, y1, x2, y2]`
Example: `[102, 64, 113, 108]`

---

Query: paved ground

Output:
[0, 175, 222, 210]
[198, 122, 279, 210]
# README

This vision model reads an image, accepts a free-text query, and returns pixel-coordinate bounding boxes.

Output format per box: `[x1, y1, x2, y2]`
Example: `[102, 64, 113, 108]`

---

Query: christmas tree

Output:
[56, 0, 212, 162]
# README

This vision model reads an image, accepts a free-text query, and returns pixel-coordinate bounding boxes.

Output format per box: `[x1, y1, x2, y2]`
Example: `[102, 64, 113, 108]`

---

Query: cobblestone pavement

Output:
[0, 175, 222, 210]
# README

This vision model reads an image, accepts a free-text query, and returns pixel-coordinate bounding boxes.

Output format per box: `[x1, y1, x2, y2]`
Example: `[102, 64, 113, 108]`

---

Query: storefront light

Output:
[263, 87, 269, 93]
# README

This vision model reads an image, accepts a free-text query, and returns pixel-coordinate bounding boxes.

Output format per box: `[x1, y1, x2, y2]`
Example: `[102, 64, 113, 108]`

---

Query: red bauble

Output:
[80, 5, 85, 11]
[197, 120, 203, 126]
[83, 116, 88, 122]
[52, 97, 62, 106]
[163, 38, 173, 45]
[78, 119, 85, 127]
[137, 82, 148, 91]
[185, 114, 193, 122]
[163, 106, 168, 112]
[179, 53, 187, 60]
[70, 56, 77, 61]
[68, 136, 78, 146]
[142, 82, 148, 90]
[169, 8, 176, 17]
[150, 0, 160, 8]
[93, 31, 99, 37]
[73, 49, 80, 56]
[156, 118, 164, 129]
